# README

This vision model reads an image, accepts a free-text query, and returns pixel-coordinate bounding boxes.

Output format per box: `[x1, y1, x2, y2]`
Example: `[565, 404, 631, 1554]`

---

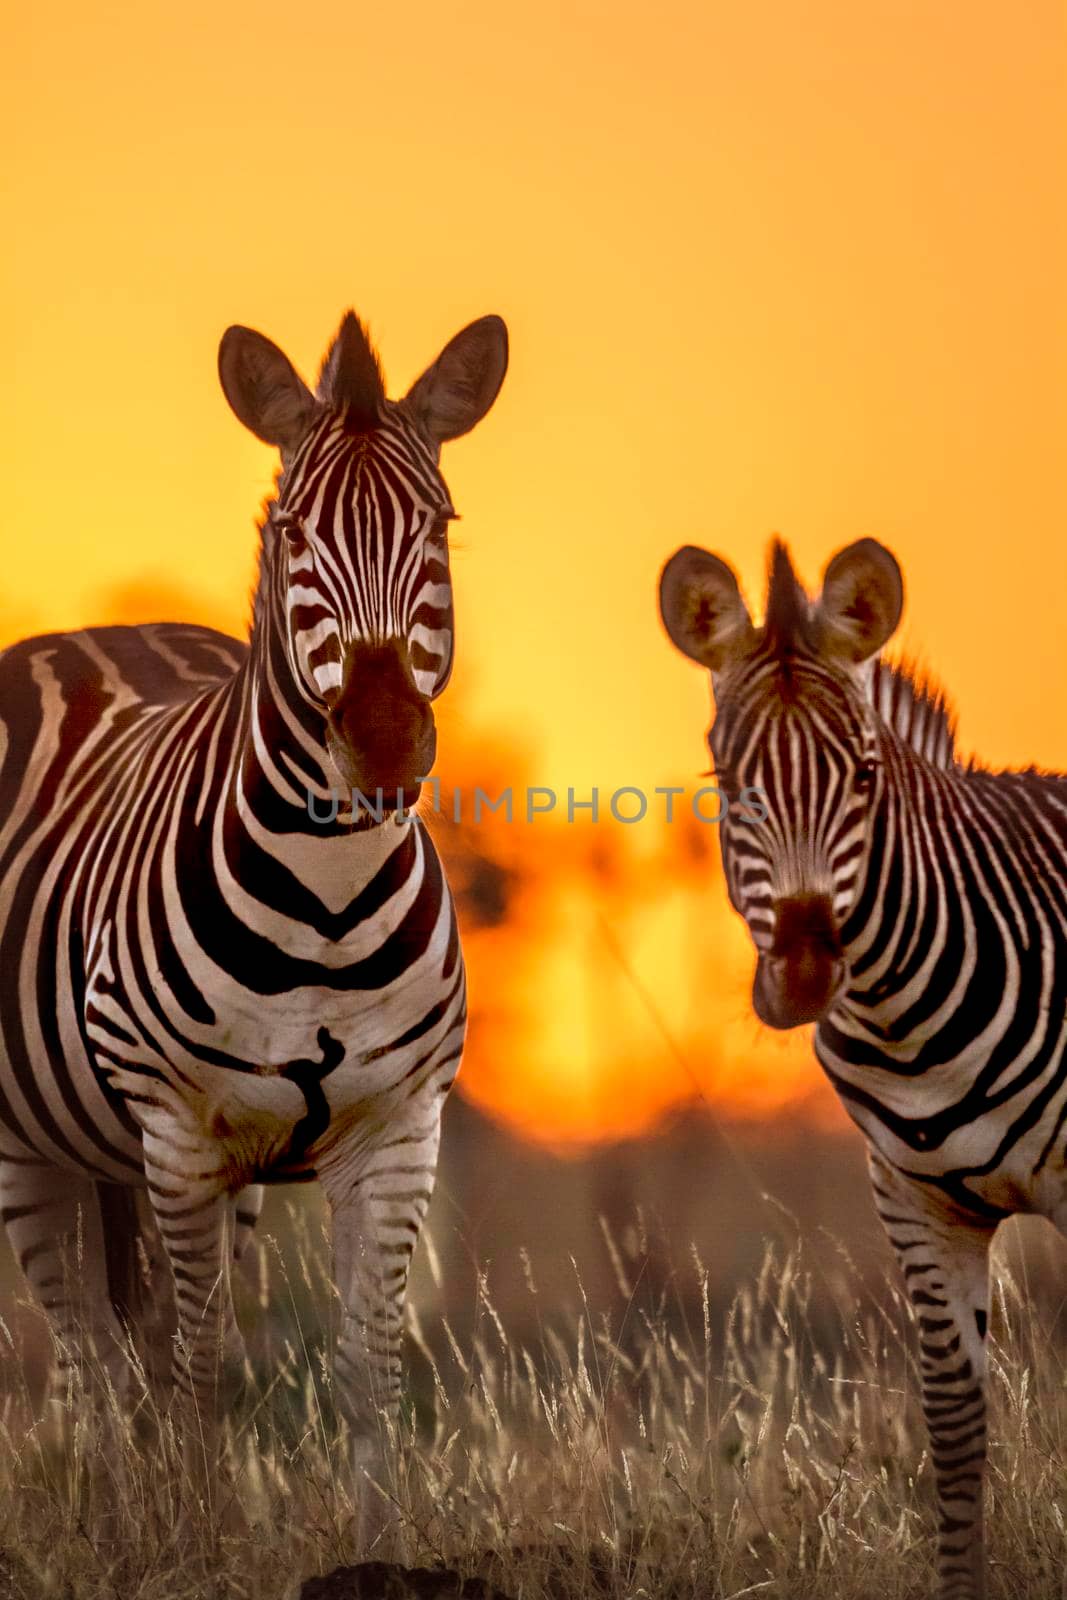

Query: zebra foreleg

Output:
[0, 1152, 132, 1401]
[868, 1150, 995, 1600]
[140, 1128, 246, 1485]
[318, 1120, 440, 1553]
[125, 1180, 264, 1392]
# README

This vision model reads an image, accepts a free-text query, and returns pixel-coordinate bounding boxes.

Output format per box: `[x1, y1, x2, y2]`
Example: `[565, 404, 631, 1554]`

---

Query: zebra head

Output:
[218, 310, 508, 804]
[660, 537, 903, 1029]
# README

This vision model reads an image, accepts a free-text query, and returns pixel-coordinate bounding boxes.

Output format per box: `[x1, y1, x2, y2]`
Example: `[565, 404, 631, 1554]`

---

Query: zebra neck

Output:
[231, 576, 416, 898]
[244, 601, 336, 809]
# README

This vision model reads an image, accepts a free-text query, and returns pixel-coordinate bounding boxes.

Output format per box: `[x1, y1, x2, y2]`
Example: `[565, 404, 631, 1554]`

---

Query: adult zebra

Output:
[659, 536, 1067, 1600]
[0, 307, 507, 1512]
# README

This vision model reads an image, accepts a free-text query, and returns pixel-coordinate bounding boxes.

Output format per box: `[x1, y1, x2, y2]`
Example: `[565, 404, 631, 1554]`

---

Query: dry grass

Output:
[0, 1210, 1063, 1600]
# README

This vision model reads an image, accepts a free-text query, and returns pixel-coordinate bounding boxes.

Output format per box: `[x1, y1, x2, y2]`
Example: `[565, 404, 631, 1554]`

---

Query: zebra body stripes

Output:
[660, 536, 1067, 1600]
[0, 307, 507, 1514]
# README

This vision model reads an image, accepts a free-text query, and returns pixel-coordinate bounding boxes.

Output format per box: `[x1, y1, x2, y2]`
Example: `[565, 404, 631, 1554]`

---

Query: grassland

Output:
[0, 1200, 1062, 1600]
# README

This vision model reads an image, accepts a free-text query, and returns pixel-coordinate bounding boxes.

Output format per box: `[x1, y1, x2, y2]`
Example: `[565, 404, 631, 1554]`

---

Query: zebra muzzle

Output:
[326, 641, 436, 802]
[752, 893, 845, 1029]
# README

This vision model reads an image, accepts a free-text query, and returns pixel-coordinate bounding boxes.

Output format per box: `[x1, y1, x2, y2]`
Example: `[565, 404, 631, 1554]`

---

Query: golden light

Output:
[6, 0, 1064, 1144]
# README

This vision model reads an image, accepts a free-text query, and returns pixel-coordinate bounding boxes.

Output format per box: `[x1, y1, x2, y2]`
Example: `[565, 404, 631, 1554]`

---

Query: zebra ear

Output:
[218, 327, 318, 454]
[813, 538, 903, 664]
[659, 546, 755, 671]
[405, 316, 509, 444]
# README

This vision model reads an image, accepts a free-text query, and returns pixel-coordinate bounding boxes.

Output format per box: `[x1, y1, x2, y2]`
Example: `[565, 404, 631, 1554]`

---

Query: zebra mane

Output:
[764, 540, 810, 650]
[870, 656, 959, 769]
[316, 311, 386, 431]
[759, 545, 960, 770]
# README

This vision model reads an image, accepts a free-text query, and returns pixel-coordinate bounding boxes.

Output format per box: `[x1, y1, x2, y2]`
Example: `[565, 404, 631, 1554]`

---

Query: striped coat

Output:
[660, 535, 1067, 1600]
[0, 307, 507, 1523]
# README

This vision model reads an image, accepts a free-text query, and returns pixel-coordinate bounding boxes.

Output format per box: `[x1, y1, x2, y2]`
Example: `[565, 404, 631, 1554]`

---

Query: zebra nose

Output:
[327, 641, 436, 796]
[753, 894, 844, 1029]
[769, 894, 841, 959]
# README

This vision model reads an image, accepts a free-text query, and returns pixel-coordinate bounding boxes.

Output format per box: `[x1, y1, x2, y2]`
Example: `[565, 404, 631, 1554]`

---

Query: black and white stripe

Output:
[660, 536, 1067, 1600]
[0, 307, 507, 1516]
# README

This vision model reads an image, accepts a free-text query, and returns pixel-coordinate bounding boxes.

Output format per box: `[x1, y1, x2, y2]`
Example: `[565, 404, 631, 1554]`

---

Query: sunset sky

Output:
[6, 1, 1066, 1143]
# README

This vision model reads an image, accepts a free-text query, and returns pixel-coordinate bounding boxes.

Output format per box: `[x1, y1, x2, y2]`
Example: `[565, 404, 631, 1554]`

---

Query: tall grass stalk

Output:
[0, 1214, 1061, 1599]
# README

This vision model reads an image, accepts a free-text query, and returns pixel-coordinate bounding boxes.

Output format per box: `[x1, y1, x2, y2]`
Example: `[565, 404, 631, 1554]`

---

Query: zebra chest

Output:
[82, 893, 465, 1177]
[821, 1027, 1067, 1216]
[194, 992, 461, 1182]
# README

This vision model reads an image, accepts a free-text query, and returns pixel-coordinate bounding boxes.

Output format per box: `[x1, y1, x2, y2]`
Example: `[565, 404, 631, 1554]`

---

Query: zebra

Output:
[869, 656, 958, 772]
[0, 306, 508, 1520]
[659, 535, 1067, 1600]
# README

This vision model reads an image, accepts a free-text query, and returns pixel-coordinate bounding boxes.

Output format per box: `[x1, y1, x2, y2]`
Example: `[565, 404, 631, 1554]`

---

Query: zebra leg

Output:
[140, 1130, 245, 1472]
[0, 1150, 131, 1397]
[318, 1116, 441, 1551]
[868, 1150, 995, 1600]
[112, 1186, 179, 1397]
[125, 1181, 262, 1396]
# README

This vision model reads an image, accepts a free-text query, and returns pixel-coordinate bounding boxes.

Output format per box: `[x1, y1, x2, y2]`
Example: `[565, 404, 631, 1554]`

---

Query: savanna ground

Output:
[0, 1147, 1063, 1600]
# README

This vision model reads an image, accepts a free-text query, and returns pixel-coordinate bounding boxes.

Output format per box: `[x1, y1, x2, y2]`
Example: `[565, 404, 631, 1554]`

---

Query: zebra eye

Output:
[854, 760, 879, 792]
[424, 521, 453, 564]
[274, 511, 306, 543]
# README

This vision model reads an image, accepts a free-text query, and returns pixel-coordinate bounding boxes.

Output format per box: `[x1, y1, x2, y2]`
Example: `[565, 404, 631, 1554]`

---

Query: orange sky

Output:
[5, 1, 1066, 1144]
